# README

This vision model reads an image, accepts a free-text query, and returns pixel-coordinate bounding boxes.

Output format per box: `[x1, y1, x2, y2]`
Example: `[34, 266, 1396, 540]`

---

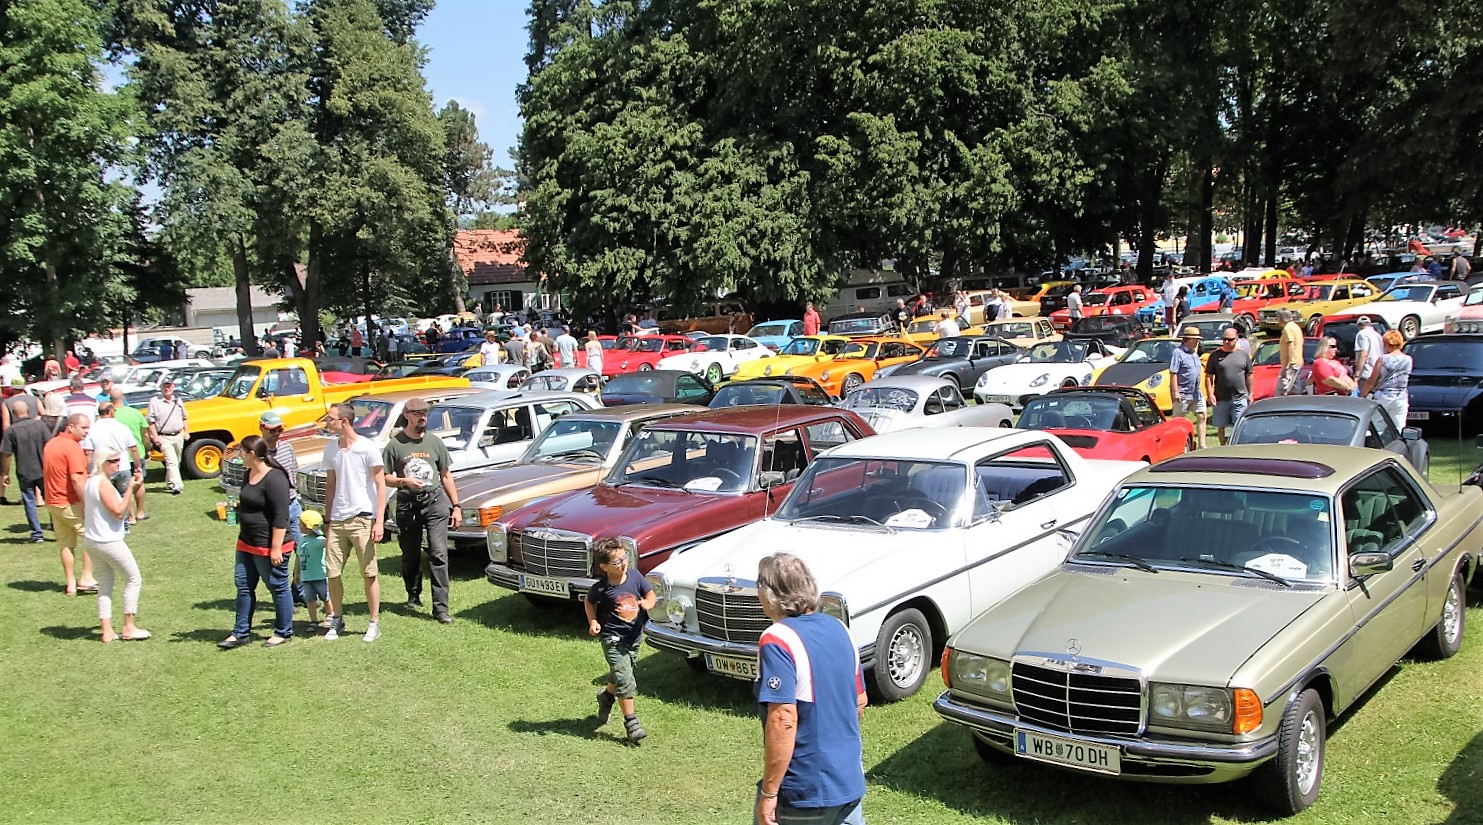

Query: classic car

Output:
[418, 390, 601, 472]
[655, 334, 773, 384]
[1137, 276, 1233, 325]
[874, 335, 1023, 392]
[600, 370, 717, 406]
[1366, 271, 1436, 294]
[731, 335, 852, 382]
[654, 298, 754, 335]
[1049, 285, 1157, 331]
[1257, 279, 1379, 333]
[744, 320, 804, 350]
[1322, 282, 1466, 340]
[1006, 281, 1072, 317]
[597, 334, 695, 377]
[446, 404, 703, 549]
[373, 360, 432, 380]
[220, 386, 482, 499]
[1017, 386, 1194, 463]
[826, 311, 896, 338]
[785, 337, 926, 397]
[708, 376, 833, 408]
[933, 447, 1479, 815]
[464, 364, 531, 391]
[1394, 335, 1483, 426]
[1191, 277, 1309, 327]
[975, 339, 1123, 410]
[1174, 313, 1251, 354]
[643, 428, 1145, 699]
[1230, 396, 1428, 475]
[1039, 279, 1119, 315]
[1090, 337, 1186, 412]
[1249, 337, 1319, 401]
[484, 406, 875, 603]
[903, 313, 965, 346]
[1443, 285, 1483, 334]
[519, 368, 603, 395]
[1064, 315, 1146, 350]
[975, 318, 1062, 348]
[840, 376, 1013, 433]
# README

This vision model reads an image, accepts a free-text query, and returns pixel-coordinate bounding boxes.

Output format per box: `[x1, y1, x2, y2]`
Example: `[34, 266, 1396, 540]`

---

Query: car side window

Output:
[804, 420, 855, 455]
[940, 386, 964, 410]
[1127, 394, 1159, 427]
[675, 375, 709, 402]
[761, 430, 808, 482]
[974, 443, 1072, 514]
[532, 401, 580, 432]
[1353, 284, 1372, 299]
[1341, 467, 1432, 558]
[483, 406, 534, 446]
[1111, 291, 1132, 305]
[796, 383, 830, 405]
[1437, 284, 1461, 300]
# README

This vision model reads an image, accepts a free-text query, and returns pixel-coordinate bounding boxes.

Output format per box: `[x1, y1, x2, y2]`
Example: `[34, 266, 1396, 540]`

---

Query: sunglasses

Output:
[405, 409, 429, 416]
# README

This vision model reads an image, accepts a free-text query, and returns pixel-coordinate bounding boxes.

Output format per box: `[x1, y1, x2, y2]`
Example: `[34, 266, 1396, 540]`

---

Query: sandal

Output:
[101, 633, 121, 644]
[217, 635, 248, 650]
[121, 630, 151, 641]
[77, 583, 98, 594]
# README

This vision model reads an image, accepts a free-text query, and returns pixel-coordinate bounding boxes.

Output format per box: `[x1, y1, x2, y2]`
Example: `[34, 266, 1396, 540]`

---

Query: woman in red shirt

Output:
[218, 435, 295, 649]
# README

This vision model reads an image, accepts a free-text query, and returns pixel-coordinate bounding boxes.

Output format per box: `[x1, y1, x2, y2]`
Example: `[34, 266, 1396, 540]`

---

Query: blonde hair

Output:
[90, 446, 121, 476]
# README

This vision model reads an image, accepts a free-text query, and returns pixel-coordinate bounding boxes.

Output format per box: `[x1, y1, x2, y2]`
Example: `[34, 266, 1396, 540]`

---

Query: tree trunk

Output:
[1264, 191, 1278, 267]
[448, 241, 467, 314]
[360, 250, 373, 354]
[233, 236, 259, 355]
[302, 221, 324, 353]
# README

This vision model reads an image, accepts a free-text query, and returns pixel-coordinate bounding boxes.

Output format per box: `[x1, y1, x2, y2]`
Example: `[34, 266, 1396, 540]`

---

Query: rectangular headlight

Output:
[819, 592, 849, 625]
[486, 524, 508, 563]
[1149, 683, 1233, 732]
[949, 650, 1012, 701]
[645, 571, 670, 602]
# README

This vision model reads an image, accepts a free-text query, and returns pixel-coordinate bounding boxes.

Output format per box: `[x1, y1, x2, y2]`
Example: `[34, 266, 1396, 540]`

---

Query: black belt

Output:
[159, 431, 181, 436]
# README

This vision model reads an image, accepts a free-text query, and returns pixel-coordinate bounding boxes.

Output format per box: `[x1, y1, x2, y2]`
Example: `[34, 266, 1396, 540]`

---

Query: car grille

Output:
[512, 529, 590, 577]
[1011, 659, 1143, 735]
[221, 459, 246, 489]
[695, 583, 771, 643]
[297, 470, 326, 505]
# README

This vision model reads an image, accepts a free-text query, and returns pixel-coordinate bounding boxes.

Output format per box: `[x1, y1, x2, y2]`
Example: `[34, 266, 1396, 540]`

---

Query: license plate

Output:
[1015, 729, 1121, 775]
[986, 395, 1014, 405]
[518, 573, 569, 598]
[705, 652, 758, 680]
[1408, 411, 1429, 421]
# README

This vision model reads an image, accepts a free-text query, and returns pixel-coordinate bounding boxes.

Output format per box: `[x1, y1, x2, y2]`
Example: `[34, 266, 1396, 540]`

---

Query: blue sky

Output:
[421, 1, 529, 166]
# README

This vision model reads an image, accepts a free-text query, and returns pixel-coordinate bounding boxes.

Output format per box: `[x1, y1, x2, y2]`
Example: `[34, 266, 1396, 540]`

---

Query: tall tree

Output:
[438, 99, 499, 312]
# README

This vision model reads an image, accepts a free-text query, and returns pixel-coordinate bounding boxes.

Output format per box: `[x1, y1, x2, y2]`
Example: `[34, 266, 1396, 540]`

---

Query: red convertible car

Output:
[484, 406, 874, 603]
[1250, 337, 1319, 401]
[598, 334, 696, 377]
[1015, 386, 1193, 463]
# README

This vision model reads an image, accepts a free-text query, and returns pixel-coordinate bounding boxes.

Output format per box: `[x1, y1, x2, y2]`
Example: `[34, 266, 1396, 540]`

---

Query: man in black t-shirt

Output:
[0, 398, 51, 542]
[1205, 326, 1253, 445]
[382, 398, 460, 623]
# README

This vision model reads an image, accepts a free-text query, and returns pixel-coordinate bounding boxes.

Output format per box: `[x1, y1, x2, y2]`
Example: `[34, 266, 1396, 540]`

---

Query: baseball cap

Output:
[299, 509, 324, 531]
[9, 376, 23, 387]
[259, 411, 285, 428]
[1356, 315, 1372, 326]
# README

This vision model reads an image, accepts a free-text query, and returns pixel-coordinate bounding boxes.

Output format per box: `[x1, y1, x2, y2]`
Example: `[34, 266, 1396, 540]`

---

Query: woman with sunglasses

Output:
[219, 434, 296, 649]
[82, 447, 148, 642]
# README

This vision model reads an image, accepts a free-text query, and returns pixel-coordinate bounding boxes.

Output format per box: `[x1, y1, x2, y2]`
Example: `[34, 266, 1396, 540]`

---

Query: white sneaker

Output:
[363, 620, 380, 643]
[324, 616, 343, 641]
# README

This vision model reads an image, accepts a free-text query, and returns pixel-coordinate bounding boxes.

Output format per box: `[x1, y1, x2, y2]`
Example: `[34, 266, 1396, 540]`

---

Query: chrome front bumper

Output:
[644, 622, 761, 659]
[932, 691, 1277, 782]
[484, 562, 595, 601]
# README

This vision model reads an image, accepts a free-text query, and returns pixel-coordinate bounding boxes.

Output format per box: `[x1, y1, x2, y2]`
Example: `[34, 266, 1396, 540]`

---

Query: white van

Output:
[825, 270, 918, 319]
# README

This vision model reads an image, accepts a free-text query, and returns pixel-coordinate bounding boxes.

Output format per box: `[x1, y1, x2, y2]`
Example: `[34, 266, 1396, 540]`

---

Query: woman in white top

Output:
[584, 330, 605, 375]
[82, 447, 147, 642]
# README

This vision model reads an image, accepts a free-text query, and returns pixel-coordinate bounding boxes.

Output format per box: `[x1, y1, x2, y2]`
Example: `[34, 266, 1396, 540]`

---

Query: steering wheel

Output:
[894, 496, 948, 520]
[707, 468, 745, 486]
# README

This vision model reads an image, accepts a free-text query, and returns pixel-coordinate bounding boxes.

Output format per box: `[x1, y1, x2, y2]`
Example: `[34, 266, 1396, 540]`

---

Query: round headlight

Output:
[1151, 684, 1183, 718]
[821, 370, 832, 381]
[665, 595, 692, 625]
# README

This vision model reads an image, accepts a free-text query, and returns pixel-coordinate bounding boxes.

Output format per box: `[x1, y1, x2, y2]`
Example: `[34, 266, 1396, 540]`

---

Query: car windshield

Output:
[1021, 341, 1089, 364]
[1378, 284, 1434, 302]
[1463, 289, 1483, 307]
[1075, 486, 1336, 582]
[604, 374, 664, 395]
[524, 418, 622, 463]
[1232, 413, 1358, 446]
[339, 399, 396, 438]
[907, 318, 938, 334]
[221, 366, 262, 400]
[424, 404, 486, 451]
[748, 323, 791, 338]
[778, 338, 822, 356]
[1252, 339, 1320, 366]
[1306, 284, 1335, 300]
[837, 342, 879, 359]
[1019, 394, 1125, 430]
[829, 317, 882, 334]
[379, 363, 423, 378]
[986, 321, 1035, 338]
[613, 337, 640, 351]
[841, 386, 918, 412]
[1119, 340, 1177, 363]
[1406, 339, 1483, 372]
[607, 429, 757, 493]
[634, 338, 665, 353]
[712, 384, 787, 407]
[926, 338, 973, 358]
[778, 457, 963, 530]
[692, 336, 728, 353]
[1073, 316, 1127, 333]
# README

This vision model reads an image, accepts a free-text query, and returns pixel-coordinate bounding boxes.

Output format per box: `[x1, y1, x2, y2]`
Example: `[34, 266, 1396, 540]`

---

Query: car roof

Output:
[349, 386, 482, 404]
[657, 405, 859, 434]
[1044, 385, 1151, 404]
[531, 368, 599, 377]
[435, 389, 588, 407]
[860, 374, 953, 391]
[551, 403, 703, 423]
[1127, 444, 1400, 495]
[826, 426, 1050, 462]
[1242, 396, 1377, 417]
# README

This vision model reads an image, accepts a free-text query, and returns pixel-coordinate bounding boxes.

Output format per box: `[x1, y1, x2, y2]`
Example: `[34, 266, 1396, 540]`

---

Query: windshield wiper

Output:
[1074, 550, 1158, 573]
[791, 514, 895, 533]
[539, 448, 603, 463]
[615, 475, 691, 493]
[1177, 557, 1292, 587]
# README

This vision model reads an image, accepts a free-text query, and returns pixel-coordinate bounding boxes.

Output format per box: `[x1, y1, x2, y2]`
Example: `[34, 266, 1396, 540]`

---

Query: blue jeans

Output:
[287, 498, 305, 603]
[233, 550, 293, 639]
[756, 793, 865, 825]
[17, 476, 43, 540]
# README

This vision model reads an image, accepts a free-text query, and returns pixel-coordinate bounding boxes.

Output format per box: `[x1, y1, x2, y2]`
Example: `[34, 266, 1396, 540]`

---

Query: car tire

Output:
[1399, 315, 1420, 340]
[638, 363, 653, 371]
[1252, 688, 1325, 815]
[705, 362, 723, 384]
[1238, 312, 1256, 328]
[870, 607, 932, 702]
[841, 373, 865, 395]
[183, 438, 227, 480]
[1306, 315, 1324, 335]
[1417, 572, 1466, 659]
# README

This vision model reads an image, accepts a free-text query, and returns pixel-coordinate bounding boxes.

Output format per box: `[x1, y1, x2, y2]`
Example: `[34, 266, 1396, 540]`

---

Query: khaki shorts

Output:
[47, 503, 82, 549]
[1173, 395, 1207, 416]
[325, 515, 377, 578]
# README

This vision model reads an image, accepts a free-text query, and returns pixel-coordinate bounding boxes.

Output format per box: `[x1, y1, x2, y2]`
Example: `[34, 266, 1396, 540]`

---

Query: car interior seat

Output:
[1037, 410, 1066, 429]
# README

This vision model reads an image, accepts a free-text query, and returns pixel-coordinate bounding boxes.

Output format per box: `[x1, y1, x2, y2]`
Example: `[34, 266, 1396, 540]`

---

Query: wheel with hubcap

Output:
[1306, 315, 1324, 335]
[183, 438, 227, 480]
[705, 362, 723, 384]
[638, 362, 653, 371]
[1418, 572, 1466, 659]
[869, 607, 932, 702]
[1252, 688, 1325, 815]
[1399, 315, 1421, 340]
[1060, 377, 1079, 389]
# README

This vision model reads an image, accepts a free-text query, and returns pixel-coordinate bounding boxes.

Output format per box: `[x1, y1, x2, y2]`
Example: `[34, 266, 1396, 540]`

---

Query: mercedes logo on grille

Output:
[1067, 638, 1082, 656]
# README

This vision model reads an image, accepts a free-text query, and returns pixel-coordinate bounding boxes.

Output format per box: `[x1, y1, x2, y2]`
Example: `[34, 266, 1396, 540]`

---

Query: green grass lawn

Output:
[0, 441, 1479, 825]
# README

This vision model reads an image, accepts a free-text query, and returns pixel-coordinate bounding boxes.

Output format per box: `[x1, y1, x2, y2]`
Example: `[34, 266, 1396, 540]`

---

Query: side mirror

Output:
[256, 385, 271, 399]
[1474, 433, 1483, 449]
[1350, 551, 1393, 577]
[759, 471, 786, 489]
[1401, 427, 1422, 442]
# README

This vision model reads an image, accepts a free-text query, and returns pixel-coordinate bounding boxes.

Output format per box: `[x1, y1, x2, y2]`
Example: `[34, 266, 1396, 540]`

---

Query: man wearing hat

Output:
[146, 379, 188, 494]
[1351, 316, 1384, 395]
[93, 375, 115, 405]
[1170, 326, 1208, 449]
[259, 410, 302, 566]
[381, 397, 459, 623]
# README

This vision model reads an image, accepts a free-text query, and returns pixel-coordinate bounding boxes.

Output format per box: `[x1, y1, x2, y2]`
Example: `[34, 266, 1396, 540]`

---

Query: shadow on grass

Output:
[169, 627, 230, 644]
[8, 580, 57, 593]
[39, 624, 98, 641]
[868, 723, 1266, 824]
[1438, 730, 1482, 824]
[193, 598, 237, 612]
[456, 592, 587, 639]
[507, 716, 603, 743]
[633, 651, 755, 716]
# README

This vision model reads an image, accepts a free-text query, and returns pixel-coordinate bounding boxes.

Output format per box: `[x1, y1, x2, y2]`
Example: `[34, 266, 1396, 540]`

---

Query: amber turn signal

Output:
[479, 505, 501, 527]
[1232, 688, 1263, 734]
[941, 647, 954, 689]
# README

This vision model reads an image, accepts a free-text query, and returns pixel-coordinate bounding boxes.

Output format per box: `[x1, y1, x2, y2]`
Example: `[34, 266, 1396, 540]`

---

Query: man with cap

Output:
[382, 397, 459, 623]
[478, 330, 503, 366]
[93, 375, 116, 405]
[1351, 316, 1384, 395]
[1170, 326, 1208, 449]
[146, 379, 188, 494]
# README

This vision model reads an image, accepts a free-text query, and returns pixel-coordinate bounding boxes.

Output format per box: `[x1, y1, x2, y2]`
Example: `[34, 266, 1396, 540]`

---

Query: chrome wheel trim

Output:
[1442, 579, 1463, 645]
[887, 623, 926, 688]
[1295, 710, 1321, 795]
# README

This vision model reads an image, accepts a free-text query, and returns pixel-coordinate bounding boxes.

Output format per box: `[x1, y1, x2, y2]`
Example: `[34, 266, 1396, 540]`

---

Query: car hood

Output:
[981, 362, 1085, 388]
[1406, 372, 1483, 408]
[890, 359, 955, 377]
[508, 483, 736, 542]
[457, 460, 601, 503]
[956, 568, 1325, 686]
[1097, 362, 1164, 386]
[655, 518, 909, 588]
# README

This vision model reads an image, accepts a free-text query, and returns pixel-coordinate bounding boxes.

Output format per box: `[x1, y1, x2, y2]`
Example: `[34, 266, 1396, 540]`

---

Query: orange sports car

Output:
[785, 337, 925, 396]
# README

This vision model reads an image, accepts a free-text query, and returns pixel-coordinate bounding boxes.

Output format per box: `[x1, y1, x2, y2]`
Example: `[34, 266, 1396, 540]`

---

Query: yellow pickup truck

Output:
[178, 358, 468, 479]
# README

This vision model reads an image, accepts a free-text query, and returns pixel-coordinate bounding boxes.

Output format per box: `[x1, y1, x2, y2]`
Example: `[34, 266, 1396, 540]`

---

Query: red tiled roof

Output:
[453, 229, 532, 286]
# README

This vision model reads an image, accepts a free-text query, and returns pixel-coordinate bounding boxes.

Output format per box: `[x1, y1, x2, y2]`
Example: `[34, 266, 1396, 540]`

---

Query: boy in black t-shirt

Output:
[584, 538, 655, 743]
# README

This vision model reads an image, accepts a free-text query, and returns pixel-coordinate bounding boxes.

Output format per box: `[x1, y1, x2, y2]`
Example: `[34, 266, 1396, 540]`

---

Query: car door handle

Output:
[1041, 520, 1057, 530]
[1412, 559, 1426, 573]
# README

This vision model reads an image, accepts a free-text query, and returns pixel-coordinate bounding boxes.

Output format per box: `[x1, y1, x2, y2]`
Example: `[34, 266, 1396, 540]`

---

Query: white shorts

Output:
[1173, 396, 1207, 416]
